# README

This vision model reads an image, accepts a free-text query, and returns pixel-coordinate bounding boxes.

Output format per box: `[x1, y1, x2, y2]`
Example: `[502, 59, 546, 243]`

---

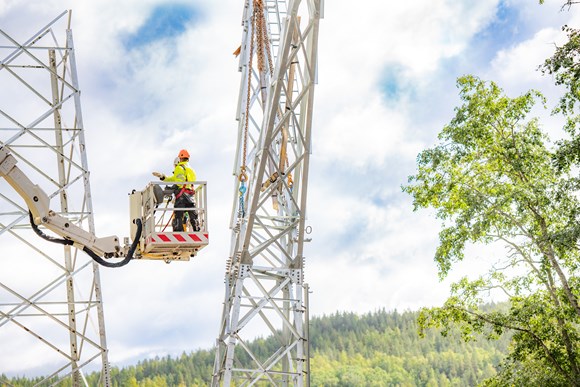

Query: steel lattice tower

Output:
[0, 11, 111, 385]
[213, 0, 322, 385]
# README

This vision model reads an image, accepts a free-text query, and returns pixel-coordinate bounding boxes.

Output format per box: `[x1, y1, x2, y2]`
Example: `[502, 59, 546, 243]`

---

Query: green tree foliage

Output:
[4, 309, 510, 386]
[309, 309, 508, 386]
[403, 75, 580, 385]
[542, 24, 580, 178]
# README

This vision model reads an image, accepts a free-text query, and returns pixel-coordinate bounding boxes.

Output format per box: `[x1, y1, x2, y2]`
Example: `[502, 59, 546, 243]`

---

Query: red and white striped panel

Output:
[146, 232, 209, 245]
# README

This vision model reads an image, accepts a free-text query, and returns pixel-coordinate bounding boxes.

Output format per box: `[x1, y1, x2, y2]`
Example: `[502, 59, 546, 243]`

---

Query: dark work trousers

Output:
[173, 194, 199, 231]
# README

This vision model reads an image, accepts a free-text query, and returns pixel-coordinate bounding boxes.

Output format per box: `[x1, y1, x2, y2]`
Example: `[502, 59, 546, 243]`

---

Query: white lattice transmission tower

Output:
[213, 0, 322, 385]
[0, 11, 111, 385]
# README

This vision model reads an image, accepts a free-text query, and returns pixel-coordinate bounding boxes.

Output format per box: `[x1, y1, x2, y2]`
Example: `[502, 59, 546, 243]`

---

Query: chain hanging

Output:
[239, 0, 296, 214]
[237, 1, 256, 218]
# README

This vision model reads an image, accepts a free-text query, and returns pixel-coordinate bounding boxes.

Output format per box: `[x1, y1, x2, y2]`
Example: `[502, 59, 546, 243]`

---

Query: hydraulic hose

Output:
[83, 218, 142, 268]
[29, 211, 74, 246]
[28, 211, 142, 268]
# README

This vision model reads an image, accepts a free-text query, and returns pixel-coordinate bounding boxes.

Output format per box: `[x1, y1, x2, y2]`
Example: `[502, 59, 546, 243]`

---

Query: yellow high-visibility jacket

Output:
[164, 162, 196, 189]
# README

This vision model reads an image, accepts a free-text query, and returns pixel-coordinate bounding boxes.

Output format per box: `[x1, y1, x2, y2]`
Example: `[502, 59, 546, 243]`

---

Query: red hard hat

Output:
[178, 149, 190, 159]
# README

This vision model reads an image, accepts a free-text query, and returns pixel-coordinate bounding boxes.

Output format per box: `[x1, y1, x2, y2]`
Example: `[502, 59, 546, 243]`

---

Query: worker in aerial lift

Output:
[152, 149, 200, 232]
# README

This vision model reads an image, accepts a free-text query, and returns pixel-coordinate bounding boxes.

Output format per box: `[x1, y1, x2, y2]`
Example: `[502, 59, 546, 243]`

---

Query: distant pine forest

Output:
[1, 307, 510, 386]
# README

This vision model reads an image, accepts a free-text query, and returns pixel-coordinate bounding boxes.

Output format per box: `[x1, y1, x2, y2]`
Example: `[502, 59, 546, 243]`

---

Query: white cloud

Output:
[489, 27, 565, 89]
[314, 1, 503, 171]
[315, 94, 418, 169]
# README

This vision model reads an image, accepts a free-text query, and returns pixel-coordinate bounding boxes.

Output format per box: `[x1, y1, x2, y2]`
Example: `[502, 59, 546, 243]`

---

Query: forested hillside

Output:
[2, 308, 510, 386]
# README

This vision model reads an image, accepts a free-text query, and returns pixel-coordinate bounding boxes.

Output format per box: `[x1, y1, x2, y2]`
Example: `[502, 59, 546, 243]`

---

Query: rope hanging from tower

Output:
[238, 0, 272, 218]
[238, 0, 294, 216]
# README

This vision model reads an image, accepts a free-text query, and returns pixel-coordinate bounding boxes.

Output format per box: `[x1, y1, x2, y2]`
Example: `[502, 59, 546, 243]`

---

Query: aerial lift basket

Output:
[129, 181, 209, 262]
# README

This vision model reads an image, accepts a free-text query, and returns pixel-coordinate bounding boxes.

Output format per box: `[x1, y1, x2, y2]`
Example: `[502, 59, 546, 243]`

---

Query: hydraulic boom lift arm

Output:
[0, 147, 141, 267]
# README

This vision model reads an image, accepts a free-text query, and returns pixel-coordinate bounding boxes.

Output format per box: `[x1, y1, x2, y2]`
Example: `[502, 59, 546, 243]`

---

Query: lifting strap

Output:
[175, 187, 195, 200]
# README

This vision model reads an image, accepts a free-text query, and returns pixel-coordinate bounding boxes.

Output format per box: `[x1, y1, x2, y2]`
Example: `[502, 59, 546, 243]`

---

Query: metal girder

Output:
[213, 0, 321, 385]
[0, 11, 111, 385]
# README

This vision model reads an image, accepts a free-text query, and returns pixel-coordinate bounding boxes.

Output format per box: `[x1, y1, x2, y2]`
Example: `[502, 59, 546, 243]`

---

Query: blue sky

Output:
[1, 0, 579, 378]
[123, 4, 199, 49]
[473, 2, 523, 60]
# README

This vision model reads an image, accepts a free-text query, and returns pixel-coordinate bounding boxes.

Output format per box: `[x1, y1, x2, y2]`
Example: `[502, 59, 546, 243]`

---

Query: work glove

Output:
[152, 172, 165, 180]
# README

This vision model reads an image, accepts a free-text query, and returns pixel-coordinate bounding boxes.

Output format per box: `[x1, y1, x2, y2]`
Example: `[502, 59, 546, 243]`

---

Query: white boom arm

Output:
[0, 147, 122, 258]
